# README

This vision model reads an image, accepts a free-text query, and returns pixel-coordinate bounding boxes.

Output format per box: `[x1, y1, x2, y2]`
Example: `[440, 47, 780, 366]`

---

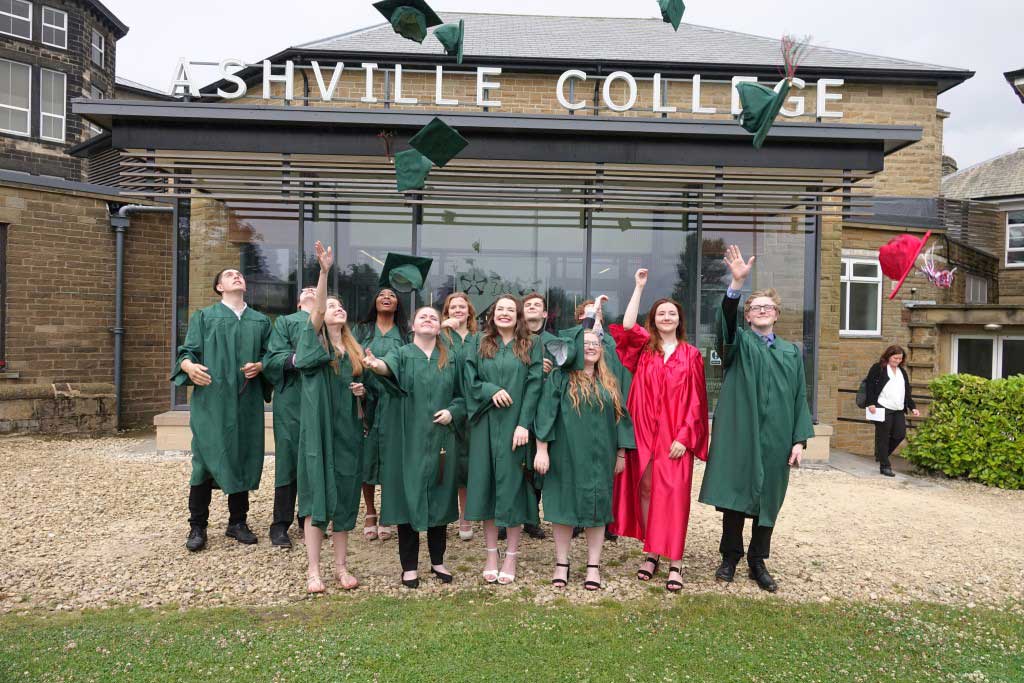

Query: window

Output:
[85, 85, 104, 135]
[840, 257, 882, 335]
[39, 69, 65, 141]
[0, 0, 31, 40]
[0, 58, 31, 136]
[953, 335, 1024, 379]
[41, 6, 66, 48]
[91, 28, 105, 67]
[0, 224, 6, 366]
[1007, 210, 1024, 267]
[965, 274, 989, 304]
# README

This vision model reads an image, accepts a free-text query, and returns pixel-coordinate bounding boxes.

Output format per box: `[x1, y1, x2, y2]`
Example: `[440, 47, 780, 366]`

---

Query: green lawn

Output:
[2, 594, 1022, 682]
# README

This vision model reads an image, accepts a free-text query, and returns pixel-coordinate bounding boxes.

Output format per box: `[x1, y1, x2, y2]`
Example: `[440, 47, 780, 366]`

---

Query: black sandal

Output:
[666, 566, 683, 592]
[636, 556, 660, 581]
[584, 564, 601, 591]
[551, 562, 570, 588]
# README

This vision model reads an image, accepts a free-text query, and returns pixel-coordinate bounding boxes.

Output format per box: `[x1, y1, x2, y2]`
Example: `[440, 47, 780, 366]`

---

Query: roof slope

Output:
[942, 148, 1024, 200]
[300, 12, 968, 76]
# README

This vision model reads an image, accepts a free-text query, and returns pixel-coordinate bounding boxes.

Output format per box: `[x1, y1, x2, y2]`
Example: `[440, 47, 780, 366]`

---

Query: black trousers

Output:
[188, 480, 248, 528]
[719, 509, 774, 565]
[873, 409, 907, 466]
[397, 524, 447, 572]
[270, 483, 303, 532]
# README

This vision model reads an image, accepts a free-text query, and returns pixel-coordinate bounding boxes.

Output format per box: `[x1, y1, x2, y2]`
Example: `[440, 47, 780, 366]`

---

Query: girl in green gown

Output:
[296, 242, 370, 593]
[439, 291, 479, 541]
[355, 287, 409, 542]
[534, 329, 635, 590]
[363, 306, 466, 588]
[464, 295, 543, 584]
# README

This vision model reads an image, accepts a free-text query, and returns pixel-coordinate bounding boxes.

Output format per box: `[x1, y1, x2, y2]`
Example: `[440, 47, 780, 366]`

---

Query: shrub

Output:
[904, 373, 1024, 489]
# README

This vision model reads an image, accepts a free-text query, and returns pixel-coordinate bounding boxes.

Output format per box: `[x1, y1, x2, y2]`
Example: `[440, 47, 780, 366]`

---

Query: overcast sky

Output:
[105, 0, 1021, 170]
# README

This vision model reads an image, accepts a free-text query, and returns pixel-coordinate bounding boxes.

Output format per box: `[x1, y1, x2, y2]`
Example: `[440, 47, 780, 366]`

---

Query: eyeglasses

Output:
[582, 341, 602, 348]
[748, 304, 777, 314]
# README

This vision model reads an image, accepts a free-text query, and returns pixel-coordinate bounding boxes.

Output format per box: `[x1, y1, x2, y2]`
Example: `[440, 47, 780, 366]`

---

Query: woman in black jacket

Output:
[864, 345, 921, 477]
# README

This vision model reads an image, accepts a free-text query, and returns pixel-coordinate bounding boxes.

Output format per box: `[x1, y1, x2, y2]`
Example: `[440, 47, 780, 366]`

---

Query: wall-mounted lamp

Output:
[984, 323, 1003, 331]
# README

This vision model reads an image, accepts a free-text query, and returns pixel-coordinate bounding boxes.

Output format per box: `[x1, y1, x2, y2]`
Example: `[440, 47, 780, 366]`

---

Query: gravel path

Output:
[1, 435, 1022, 614]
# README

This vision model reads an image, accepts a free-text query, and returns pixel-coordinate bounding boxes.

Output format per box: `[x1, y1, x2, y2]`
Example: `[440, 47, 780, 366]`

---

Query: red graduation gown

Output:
[608, 324, 709, 561]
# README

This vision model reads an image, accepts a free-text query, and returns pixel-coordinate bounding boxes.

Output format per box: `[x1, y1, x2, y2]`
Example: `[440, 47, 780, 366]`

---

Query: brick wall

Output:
[0, 0, 118, 182]
[0, 181, 173, 429]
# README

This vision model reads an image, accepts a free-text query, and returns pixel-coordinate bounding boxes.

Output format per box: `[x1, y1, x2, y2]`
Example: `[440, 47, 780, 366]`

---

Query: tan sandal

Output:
[336, 567, 359, 590]
[307, 574, 325, 594]
[362, 514, 379, 541]
[377, 525, 394, 541]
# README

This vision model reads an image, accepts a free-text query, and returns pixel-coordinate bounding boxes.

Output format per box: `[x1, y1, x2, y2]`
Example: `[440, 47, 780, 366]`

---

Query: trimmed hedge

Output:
[904, 374, 1024, 489]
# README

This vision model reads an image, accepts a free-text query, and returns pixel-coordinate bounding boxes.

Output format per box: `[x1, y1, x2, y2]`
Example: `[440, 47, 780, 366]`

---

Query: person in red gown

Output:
[607, 268, 709, 592]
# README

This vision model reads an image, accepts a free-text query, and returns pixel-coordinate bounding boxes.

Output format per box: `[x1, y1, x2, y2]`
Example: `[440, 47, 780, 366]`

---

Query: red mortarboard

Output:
[879, 230, 932, 300]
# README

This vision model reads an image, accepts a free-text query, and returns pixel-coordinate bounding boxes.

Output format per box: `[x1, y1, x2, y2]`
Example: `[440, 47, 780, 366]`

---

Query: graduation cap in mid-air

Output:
[373, 0, 443, 43]
[544, 326, 587, 372]
[434, 19, 464, 64]
[409, 117, 469, 167]
[394, 149, 433, 192]
[378, 252, 434, 292]
[737, 34, 810, 149]
[657, 0, 685, 31]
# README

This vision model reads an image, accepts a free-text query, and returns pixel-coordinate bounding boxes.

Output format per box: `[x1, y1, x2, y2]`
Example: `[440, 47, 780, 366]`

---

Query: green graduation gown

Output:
[356, 323, 407, 485]
[535, 366, 636, 528]
[441, 329, 478, 488]
[294, 324, 367, 532]
[698, 296, 815, 527]
[464, 335, 543, 527]
[376, 344, 467, 531]
[172, 303, 272, 495]
[261, 310, 309, 488]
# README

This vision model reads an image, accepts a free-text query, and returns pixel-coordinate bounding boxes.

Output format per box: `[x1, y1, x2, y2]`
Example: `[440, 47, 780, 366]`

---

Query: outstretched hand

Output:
[315, 240, 334, 272]
[362, 349, 384, 373]
[724, 245, 754, 286]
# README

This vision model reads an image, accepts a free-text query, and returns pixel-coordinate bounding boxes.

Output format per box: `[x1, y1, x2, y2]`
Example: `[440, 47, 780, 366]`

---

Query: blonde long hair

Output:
[566, 334, 624, 420]
[412, 305, 449, 370]
[325, 296, 364, 376]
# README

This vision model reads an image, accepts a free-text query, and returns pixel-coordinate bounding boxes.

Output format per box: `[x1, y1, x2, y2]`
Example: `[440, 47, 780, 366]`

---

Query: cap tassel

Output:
[778, 34, 811, 83]
[378, 130, 395, 164]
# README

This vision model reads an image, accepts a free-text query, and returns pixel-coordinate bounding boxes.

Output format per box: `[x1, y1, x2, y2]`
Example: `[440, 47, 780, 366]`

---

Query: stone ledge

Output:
[0, 382, 116, 436]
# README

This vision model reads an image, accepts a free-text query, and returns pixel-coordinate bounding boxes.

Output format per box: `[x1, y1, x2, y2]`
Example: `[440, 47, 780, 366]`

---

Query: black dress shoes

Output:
[523, 523, 546, 540]
[748, 560, 778, 593]
[880, 465, 895, 477]
[269, 525, 292, 549]
[604, 529, 618, 542]
[430, 567, 453, 584]
[225, 522, 258, 545]
[185, 526, 207, 552]
[402, 572, 420, 589]
[714, 556, 738, 583]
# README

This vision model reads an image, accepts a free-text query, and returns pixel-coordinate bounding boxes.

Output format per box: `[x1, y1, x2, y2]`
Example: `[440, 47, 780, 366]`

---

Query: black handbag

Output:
[855, 379, 869, 409]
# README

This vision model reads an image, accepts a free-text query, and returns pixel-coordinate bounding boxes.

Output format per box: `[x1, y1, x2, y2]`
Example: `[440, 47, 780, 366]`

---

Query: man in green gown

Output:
[521, 292, 557, 540]
[698, 245, 814, 592]
[262, 287, 316, 549]
[174, 268, 273, 552]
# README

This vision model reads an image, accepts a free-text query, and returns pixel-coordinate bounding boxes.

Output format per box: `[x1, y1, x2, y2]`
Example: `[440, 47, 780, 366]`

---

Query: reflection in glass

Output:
[1001, 340, 1023, 379]
[419, 204, 585, 331]
[956, 338, 994, 379]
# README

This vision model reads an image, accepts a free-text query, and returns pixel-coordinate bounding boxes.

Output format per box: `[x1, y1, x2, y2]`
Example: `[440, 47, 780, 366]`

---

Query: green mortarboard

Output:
[395, 149, 433, 192]
[373, 0, 442, 43]
[545, 326, 586, 372]
[434, 19, 464, 64]
[657, 0, 685, 31]
[408, 117, 469, 167]
[737, 80, 791, 149]
[378, 252, 434, 292]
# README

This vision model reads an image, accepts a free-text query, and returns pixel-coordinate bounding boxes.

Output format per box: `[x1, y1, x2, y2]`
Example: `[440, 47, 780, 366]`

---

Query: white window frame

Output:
[0, 0, 32, 41]
[90, 28, 105, 67]
[39, 68, 65, 142]
[1007, 210, 1024, 268]
[41, 6, 66, 49]
[840, 256, 883, 336]
[0, 57, 31, 137]
[952, 334, 1024, 379]
[965, 274, 989, 304]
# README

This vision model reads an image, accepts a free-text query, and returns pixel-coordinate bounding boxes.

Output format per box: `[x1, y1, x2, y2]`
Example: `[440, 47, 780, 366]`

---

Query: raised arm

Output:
[309, 241, 333, 334]
[621, 269, 648, 330]
[724, 244, 754, 293]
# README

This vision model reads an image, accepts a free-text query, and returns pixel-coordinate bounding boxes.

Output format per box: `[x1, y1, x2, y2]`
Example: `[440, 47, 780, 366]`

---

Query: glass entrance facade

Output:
[173, 186, 820, 414]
